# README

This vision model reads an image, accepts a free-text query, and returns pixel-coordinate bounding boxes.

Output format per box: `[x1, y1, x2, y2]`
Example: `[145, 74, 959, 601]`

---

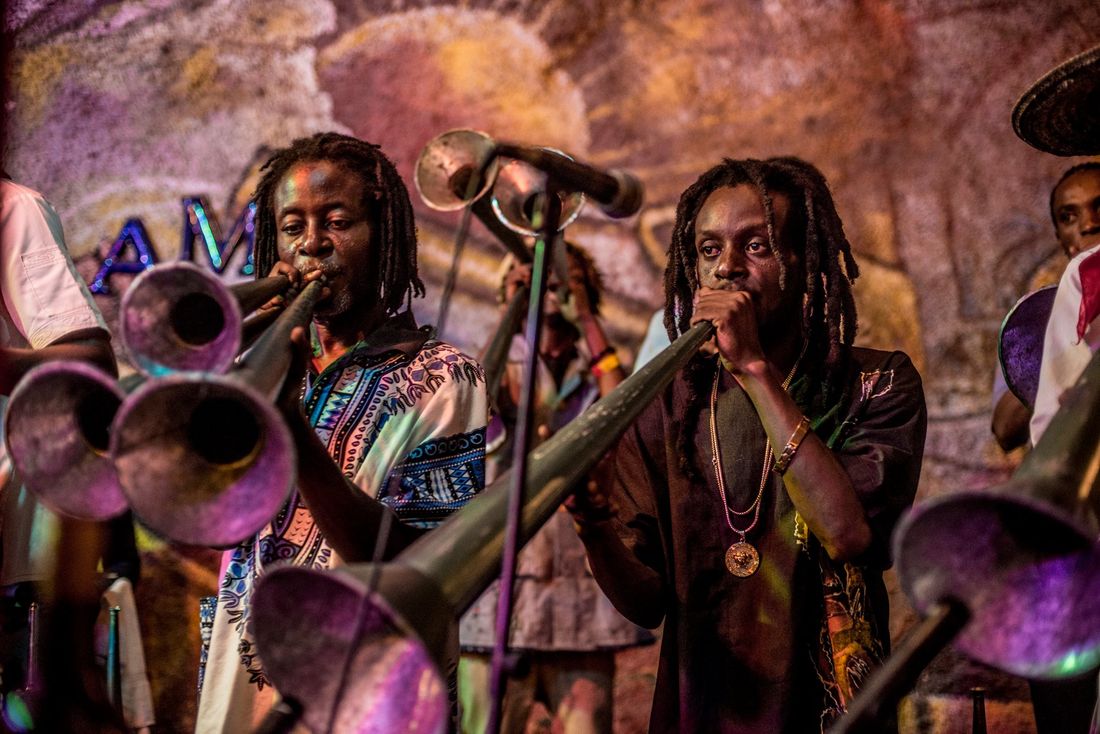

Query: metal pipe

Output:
[487, 192, 560, 734]
[481, 287, 529, 405]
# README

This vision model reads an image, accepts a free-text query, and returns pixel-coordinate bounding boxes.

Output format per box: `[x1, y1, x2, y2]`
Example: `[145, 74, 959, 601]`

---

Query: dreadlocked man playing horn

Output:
[196, 132, 487, 732]
[569, 157, 927, 733]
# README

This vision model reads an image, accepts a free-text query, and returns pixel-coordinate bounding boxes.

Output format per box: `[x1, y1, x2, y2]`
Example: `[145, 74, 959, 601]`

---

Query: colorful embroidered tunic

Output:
[196, 313, 487, 732]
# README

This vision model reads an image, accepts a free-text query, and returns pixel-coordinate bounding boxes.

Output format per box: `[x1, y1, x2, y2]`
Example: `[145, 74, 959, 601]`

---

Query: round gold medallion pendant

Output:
[725, 541, 760, 577]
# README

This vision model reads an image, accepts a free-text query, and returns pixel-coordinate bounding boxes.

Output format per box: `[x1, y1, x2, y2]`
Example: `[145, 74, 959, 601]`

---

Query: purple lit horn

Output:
[895, 347, 1100, 680]
[110, 280, 322, 548]
[4, 362, 129, 520]
[120, 262, 289, 377]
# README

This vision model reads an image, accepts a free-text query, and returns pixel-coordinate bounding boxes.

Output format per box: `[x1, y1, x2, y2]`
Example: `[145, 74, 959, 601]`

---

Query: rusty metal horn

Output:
[120, 261, 290, 376]
[894, 346, 1100, 681]
[109, 280, 323, 548]
[4, 362, 130, 520]
[250, 321, 714, 734]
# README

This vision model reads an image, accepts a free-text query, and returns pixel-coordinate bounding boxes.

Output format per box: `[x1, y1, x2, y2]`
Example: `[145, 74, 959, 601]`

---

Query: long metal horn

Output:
[120, 261, 290, 376]
[110, 280, 323, 548]
[250, 321, 714, 734]
[894, 345, 1100, 681]
[481, 286, 528, 403]
[4, 362, 130, 520]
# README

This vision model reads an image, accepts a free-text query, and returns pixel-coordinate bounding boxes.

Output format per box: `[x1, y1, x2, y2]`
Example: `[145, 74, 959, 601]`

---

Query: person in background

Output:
[991, 162, 1100, 452]
[458, 242, 652, 734]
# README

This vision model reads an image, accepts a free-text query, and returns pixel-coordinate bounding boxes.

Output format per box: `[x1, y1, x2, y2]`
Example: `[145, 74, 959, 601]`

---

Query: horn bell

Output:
[414, 129, 499, 211]
[120, 262, 243, 377]
[110, 374, 294, 547]
[490, 154, 585, 237]
[895, 489, 1100, 679]
[253, 563, 452, 734]
[4, 362, 128, 520]
[895, 347, 1100, 680]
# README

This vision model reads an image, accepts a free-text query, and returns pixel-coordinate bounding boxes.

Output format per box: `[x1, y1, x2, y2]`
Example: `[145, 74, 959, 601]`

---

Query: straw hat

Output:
[1012, 44, 1100, 156]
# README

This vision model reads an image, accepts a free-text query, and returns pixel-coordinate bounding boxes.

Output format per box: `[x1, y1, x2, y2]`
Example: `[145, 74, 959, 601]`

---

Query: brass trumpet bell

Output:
[109, 280, 321, 548]
[414, 128, 585, 237]
[414, 129, 499, 212]
[4, 362, 129, 520]
[253, 563, 452, 734]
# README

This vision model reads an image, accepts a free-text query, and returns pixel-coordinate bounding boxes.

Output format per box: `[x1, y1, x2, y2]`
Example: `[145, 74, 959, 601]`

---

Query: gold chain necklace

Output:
[709, 349, 803, 577]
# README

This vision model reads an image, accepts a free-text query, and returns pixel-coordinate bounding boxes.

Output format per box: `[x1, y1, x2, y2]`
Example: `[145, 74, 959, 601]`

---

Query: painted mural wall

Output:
[5, 0, 1099, 731]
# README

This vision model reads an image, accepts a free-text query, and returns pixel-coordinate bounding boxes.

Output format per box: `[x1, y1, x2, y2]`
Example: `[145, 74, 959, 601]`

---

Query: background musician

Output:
[458, 242, 652, 734]
[991, 162, 1100, 452]
[1, 174, 143, 712]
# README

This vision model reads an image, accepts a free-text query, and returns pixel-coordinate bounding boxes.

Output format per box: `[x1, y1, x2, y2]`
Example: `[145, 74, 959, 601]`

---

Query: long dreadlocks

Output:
[663, 157, 860, 479]
[251, 132, 425, 314]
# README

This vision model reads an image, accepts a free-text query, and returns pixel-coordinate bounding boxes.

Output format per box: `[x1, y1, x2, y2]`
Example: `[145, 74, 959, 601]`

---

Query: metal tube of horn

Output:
[110, 281, 323, 548]
[120, 261, 289, 376]
[481, 286, 528, 403]
[250, 321, 714, 734]
[894, 345, 1100, 681]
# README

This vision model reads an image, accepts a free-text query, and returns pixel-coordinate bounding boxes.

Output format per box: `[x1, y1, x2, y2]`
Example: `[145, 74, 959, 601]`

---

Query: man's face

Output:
[275, 160, 377, 317]
[1053, 168, 1100, 259]
[694, 184, 803, 330]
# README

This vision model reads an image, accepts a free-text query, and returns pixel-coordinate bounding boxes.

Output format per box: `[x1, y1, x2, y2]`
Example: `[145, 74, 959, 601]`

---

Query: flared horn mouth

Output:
[253, 563, 451, 734]
[895, 487, 1100, 679]
[4, 362, 128, 520]
[110, 374, 294, 547]
[120, 262, 242, 376]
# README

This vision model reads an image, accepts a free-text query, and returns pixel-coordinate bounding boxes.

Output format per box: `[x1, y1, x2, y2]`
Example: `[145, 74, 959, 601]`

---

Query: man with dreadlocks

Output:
[570, 157, 926, 733]
[196, 132, 487, 732]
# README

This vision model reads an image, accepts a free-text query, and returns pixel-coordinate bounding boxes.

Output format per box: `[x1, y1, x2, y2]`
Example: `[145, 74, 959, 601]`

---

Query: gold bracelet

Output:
[773, 416, 811, 476]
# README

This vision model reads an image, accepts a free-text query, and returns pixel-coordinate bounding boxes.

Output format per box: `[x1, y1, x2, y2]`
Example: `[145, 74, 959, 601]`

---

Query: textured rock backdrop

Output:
[5, 1, 1099, 731]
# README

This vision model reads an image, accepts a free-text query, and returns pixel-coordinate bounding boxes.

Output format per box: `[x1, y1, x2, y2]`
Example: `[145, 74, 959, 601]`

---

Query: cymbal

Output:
[1013, 44, 1100, 156]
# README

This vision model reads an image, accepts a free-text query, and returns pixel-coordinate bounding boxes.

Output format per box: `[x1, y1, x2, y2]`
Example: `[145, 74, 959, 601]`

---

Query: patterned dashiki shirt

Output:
[197, 312, 487, 729]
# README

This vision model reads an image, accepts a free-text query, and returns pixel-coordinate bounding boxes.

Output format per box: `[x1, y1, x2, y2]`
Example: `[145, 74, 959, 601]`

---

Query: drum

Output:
[998, 285, 1057, 410]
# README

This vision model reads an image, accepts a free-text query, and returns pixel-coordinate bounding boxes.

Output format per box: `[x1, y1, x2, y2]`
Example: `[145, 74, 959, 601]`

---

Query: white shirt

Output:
[1, 179, 108, 585]
[1029, 243, 1100, 444]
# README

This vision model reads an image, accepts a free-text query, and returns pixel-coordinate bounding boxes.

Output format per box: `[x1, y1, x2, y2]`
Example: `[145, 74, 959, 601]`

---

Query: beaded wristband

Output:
[773, 416, 811, 476]
[589, 346, 616, 366]
[591, 351, 621, 377]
